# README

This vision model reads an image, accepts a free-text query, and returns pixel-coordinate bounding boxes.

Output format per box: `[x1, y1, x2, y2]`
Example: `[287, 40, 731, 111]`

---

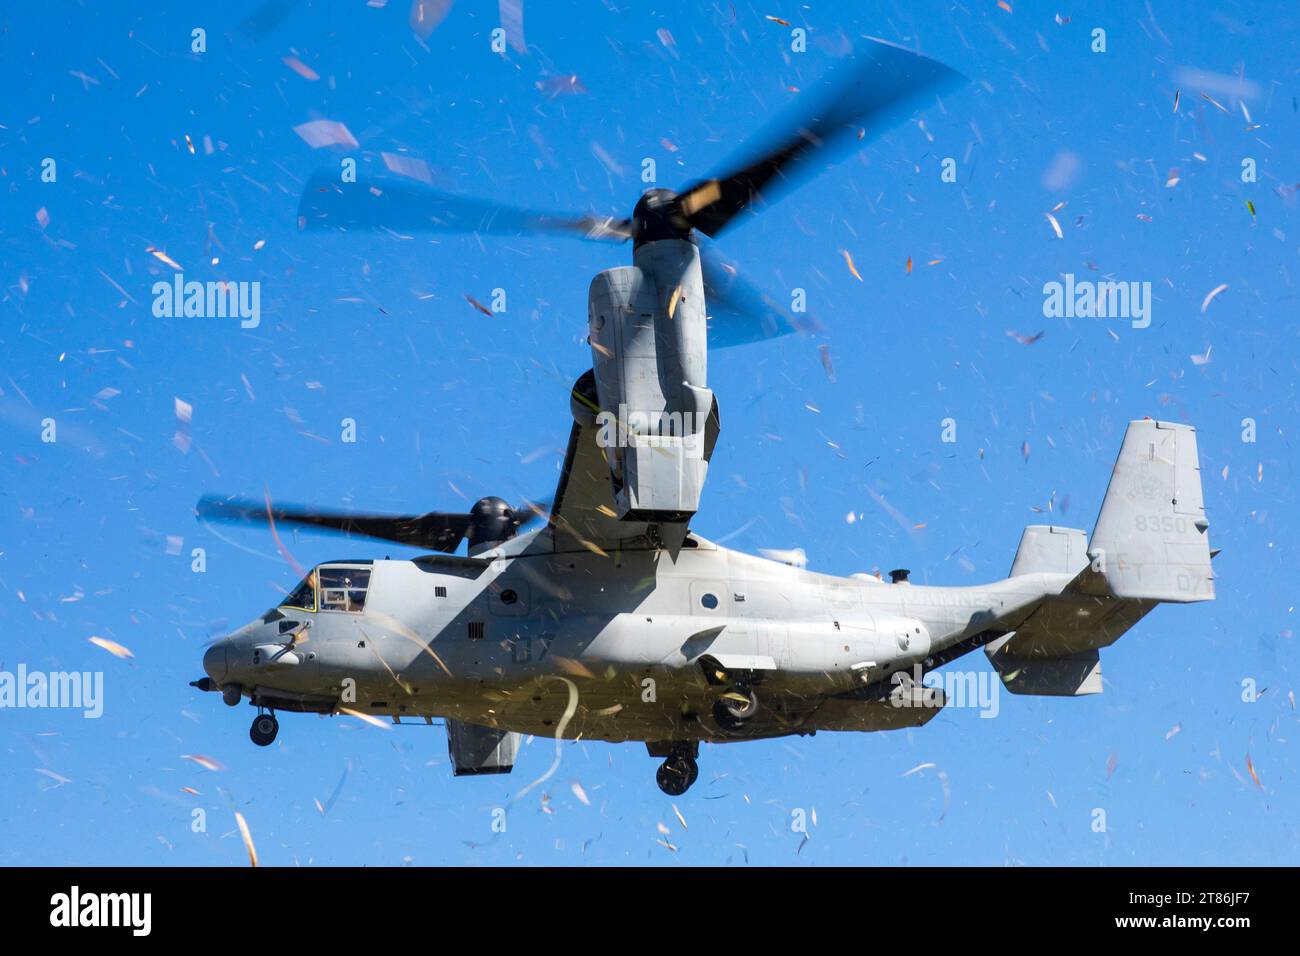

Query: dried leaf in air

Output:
[409, 0, 453, 39]
[818, 344, 836, 382]
[235, 811, 259, 867]
[1200, 283, 1228, 313]
[841, 249, 862, 282]
[293, 119, 359, 150]
[338, 706, 394, 730]
[1245, 753, 1263, 790]
[552, 656, 598, 679]
[1005, 329, 1044, 345]
[282, 56, 319, 81]
[182, 754, 223, 772]
[465, 295, 493, 317]
[89, 635, 134, 659]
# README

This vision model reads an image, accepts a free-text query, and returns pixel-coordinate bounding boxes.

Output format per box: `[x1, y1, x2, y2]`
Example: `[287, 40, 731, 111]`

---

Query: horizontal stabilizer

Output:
[985, 635, 1102, 696]
[995, 568, 1157, 659]
[987, 565, 1157, 695]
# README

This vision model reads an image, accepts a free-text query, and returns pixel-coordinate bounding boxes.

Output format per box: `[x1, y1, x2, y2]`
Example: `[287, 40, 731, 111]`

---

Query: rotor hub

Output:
[632, 188, 691, 247]
[468, 496, 516, 554]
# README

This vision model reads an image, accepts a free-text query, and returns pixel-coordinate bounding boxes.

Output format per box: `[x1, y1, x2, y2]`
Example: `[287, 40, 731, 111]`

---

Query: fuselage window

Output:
[700, 592, 719, 610]
[318, 567, 371, 613]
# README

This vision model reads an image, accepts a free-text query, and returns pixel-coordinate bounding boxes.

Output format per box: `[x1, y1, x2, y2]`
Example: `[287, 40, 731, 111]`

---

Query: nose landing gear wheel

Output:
[250, 713, 279, 747]
[655, 752, 699, 796]
[713, 685, 758, 731]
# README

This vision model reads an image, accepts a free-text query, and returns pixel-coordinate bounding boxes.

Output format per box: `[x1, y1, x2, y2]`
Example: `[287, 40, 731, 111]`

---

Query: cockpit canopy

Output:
[280, 564, 372, 613]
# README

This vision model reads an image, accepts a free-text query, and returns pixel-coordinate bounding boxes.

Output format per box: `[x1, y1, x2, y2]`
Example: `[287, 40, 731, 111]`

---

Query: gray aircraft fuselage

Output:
[203, 528, 1061, 744]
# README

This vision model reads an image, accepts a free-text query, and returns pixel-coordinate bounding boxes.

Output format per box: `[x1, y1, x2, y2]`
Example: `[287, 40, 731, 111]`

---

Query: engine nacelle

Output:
[587, 239, 713, 522]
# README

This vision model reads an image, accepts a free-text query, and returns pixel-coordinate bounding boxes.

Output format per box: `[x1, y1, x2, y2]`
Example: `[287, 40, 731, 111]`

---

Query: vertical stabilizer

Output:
[1088, 420, 1214, 602]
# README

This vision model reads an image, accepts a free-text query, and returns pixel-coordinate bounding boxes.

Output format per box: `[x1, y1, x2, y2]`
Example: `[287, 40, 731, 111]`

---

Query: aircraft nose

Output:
[203, 641, 229, 683]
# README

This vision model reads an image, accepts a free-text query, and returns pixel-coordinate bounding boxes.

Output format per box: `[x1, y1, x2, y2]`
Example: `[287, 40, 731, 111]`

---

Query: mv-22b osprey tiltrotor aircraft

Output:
[193, 39, 1215, 794]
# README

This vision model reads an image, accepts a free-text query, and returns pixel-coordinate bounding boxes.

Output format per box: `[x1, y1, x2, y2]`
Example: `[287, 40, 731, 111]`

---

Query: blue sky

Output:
[1, 0, 1296, 865]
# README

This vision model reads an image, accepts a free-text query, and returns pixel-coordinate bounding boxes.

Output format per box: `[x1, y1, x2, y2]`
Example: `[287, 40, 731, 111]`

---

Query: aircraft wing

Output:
[546, 420, 653, 553]
[544, 368, 719, 553]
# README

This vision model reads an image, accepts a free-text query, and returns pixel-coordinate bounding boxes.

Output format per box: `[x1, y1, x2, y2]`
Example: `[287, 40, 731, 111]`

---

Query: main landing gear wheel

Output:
[713, 685, 758, 730]
[655, 751, 698, 796]
[249, 713, 279, 747]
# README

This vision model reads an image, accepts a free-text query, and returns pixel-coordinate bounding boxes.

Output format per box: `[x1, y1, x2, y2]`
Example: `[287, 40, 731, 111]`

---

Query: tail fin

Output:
[986, 420, 1214, 697]
[1087, 419, 1214, 603]
[1009, 525, 1088, 578]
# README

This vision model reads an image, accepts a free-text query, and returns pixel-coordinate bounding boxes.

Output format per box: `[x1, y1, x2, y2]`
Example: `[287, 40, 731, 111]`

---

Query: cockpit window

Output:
[318, 566, 371, 613]
[280, 571, 318, 611]
[278, 566, 371, 613]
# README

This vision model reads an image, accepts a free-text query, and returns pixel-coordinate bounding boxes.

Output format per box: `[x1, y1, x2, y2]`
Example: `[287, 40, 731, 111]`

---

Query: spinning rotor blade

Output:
[197, 494, 549, 554]
[675, 37, 965, 238]
[297, 171, 801, 346]
[298, 170, 634, 241]
[237, 0, 301, 41]
[700, 243, 816, 349]
[197, 495, 473, 552]
[292, 38, 962, 350]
